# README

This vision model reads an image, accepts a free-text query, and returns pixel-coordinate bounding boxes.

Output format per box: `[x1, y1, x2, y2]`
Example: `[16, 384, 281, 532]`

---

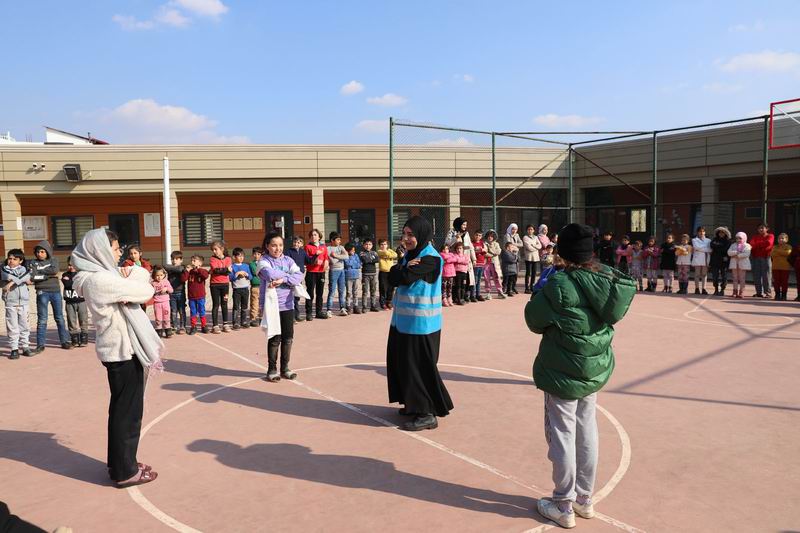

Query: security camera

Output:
[32, 163, 39, 170]
[40, 164, 46, 170]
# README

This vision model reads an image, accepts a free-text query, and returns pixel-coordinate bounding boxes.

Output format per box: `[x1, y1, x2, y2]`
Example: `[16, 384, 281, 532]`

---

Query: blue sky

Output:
[1, 0, 799, 144]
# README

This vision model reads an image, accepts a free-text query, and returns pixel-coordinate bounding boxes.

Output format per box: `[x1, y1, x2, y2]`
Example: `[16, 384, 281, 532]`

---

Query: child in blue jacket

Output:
[343, 243, 362, 314]
[229, 247, 252, 329]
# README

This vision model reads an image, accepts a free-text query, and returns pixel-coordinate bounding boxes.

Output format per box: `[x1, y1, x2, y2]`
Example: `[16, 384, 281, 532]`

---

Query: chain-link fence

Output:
[390, 114, 800, 245]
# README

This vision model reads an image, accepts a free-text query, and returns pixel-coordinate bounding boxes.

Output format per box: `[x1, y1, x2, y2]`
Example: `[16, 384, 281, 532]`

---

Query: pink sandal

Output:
[116, 467, 158, 488]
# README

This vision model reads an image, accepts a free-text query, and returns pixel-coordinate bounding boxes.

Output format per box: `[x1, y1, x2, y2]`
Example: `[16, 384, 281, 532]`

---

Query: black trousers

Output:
[504, 273, 518, 294]
[525, 261, 537, 290]
[710, 265, 728, 289]
[103, 357, 144, 482]
[305, 271, 325, 316]
[453, 271, 468, 303]
[232, 287, 249, 326]
[379, 271, 395, 305]
[210, 283, 230, 326]
[0, 502, 46, 533]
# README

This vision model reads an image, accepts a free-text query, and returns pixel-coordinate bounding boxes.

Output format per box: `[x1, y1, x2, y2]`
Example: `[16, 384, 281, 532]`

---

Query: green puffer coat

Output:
[525, 265, 636, 400]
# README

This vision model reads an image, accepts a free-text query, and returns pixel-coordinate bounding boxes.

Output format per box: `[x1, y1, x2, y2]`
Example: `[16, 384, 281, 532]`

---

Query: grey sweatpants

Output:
[544, 392, 598, 502]
[752, 257, 772, 295]
[5, 304, 31, 350]
[66, 301, 89, 334]
[346, 278, 361, 310]
[362, 274, 378, 310]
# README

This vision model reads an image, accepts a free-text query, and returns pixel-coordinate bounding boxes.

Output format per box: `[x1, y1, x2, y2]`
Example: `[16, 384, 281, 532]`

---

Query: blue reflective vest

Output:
[390, 243, 443, 335]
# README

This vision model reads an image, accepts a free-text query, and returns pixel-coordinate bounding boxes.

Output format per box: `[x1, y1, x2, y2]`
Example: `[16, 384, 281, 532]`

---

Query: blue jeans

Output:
[36, 290, 70, 347]
[170, 291, 187, 329]
[474, 267, 484, 297]
[327, 269, 346, 310]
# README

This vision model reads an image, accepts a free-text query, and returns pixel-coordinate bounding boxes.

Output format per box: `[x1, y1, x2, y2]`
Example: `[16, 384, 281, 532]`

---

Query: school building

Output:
[0, 121, 798, 264]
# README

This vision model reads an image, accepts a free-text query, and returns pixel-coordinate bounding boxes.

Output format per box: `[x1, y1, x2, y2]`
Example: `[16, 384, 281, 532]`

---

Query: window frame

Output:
[629, 207, 648, 233]
[51, 215, 95, 250]
[182, 212, 224, 247]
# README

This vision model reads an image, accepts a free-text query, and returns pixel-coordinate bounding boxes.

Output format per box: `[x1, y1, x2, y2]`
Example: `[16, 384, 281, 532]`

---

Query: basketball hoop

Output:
[769, 98, 800, 149]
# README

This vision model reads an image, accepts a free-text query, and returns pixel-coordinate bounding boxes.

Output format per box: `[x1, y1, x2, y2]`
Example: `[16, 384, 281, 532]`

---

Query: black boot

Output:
[264, 338, 280, 382]
[401, 414, 438, 431]
[80, 332, 89, 346]
[774, 289, 782, 301]
[280, 339, 297, 380]
[71, 334, 79, 347]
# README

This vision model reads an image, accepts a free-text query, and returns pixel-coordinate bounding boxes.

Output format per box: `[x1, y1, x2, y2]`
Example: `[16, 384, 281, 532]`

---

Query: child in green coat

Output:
[525, 223, 636, 529]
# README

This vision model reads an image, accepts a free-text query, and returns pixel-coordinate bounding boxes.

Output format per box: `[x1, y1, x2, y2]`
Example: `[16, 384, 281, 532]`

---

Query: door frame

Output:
[264, 210, 294, 241]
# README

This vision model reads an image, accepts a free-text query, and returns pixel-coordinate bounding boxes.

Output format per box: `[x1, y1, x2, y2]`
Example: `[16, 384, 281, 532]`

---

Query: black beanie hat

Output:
[556, 223, 594, 264]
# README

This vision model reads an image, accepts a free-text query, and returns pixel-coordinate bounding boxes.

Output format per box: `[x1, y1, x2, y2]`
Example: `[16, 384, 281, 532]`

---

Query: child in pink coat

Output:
[615, 235, 633, 275]
[151, 266, 174, 338]
[452, 241, 470, 305]
[440, 244, 457, 307]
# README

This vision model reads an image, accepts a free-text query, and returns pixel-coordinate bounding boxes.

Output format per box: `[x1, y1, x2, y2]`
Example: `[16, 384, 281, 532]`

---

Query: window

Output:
[388, 208, 411, 243]
[745, 206, 763, 219]
[480, 209, 495, 233]
[324, 210, 340, 240]
[182, 213, 223, 246]
[52, 216, 94, 249]
[598, 208, 615, 235]
[521, 209, 540, 232]
[630, 208, 647, 232]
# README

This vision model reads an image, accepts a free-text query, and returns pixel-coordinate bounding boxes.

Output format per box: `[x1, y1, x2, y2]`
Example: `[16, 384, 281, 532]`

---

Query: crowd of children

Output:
[596, 224, 799, 300]
[3, 221, 799, 360]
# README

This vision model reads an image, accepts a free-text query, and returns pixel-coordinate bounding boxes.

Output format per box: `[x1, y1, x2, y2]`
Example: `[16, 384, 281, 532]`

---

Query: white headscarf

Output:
[506, 223, 518, 236]
[72, 229, 164, 374]
[538, 224, 548, 234]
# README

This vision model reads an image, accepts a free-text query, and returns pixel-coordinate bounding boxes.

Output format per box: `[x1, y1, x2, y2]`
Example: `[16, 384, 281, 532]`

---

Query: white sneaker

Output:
[338, 308, 348, 316]
[325, 310, 333, 318]
[572, 500, 595, 519]
[484, 294, 492, 300]
[498, 292, 507, 299]
[536, 499, 576, 529]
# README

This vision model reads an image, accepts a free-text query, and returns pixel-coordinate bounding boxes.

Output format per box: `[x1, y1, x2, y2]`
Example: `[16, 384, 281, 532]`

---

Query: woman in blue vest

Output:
[387, 215, 453, 431]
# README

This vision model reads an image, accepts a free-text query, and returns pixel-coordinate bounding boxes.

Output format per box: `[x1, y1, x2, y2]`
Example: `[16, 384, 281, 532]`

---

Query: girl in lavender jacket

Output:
[258, 232, 305, 382]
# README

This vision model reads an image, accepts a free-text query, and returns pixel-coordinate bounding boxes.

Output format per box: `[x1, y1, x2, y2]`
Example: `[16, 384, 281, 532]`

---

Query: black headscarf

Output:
[452, 217, 466, 232]
[403, 215, 434, 261]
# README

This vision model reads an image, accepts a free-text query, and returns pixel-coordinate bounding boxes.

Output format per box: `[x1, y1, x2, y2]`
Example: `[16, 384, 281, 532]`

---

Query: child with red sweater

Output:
[187, 255, 209, 334]
[749, 224, 775, 298]
[209, 241, 232, 333]
[150, 266, 173, 338]
[303, 229, 329, 320]
[471, 231, 487, 301]
[440, 243, 457, 307]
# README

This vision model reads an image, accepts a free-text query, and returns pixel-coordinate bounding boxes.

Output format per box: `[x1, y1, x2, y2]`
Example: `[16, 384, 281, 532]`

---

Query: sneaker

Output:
[315, 312, 329, 320]
[498, 292, 507, 299]
[573, 500, 595, 519]
[694, 288, 700, 295]
[371, 307, 380, 312]
[536, 498, 575, 529]
[33, 345, 45, 354]
[484, 294, 492, 300]
[61, 342, 72, 350]
[326, 310, 333, 318]
[281, 369, 297, 380]
[353, 308, 362, 314]
[212, 326, 221, 334]
[264, 369, 280, 382]
[338, 308, 348, 317]
[250, 320, 261, 327]
[201, 326, 210, 334]
[9, 350, 19, 360]
[188, 326, 197, 335]
[176, 328, 185, 335]
[222, 325, 232, 333]
[232, 324, 241, 330]
[165, 329, 173, 338]
[22, 348, 33, 357]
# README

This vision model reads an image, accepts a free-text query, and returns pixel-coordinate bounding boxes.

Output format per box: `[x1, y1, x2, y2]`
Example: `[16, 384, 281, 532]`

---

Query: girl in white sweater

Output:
[691, 226, 712, 295]
[72, 229, 163, 488]
[727, 232, 752, 299]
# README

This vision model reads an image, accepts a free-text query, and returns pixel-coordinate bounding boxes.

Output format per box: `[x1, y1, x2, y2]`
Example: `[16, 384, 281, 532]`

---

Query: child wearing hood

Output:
[482, 230, 505, 299]
[727, 232, 752, 299]
[709, 227, 732, 296]
[770, 233, 792, 301]
[29, 240, 72, 352]
[525, 223, 635, 528]
[2, 249, 33, 359]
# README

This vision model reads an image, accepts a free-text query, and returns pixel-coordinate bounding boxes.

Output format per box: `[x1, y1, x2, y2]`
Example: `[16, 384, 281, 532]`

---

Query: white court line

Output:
[126, 337, 642, 533]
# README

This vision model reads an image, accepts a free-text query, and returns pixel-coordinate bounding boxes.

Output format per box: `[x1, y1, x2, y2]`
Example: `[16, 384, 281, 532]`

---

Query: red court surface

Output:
[2, 289, 799, 532]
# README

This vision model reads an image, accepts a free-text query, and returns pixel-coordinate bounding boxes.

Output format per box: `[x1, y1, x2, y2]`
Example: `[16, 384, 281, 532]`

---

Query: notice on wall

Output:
[233, 218, 243, 231]
[224, 218, 234, 231]
[21, 216, 47, 240]
[253, 217, 263, 230]
[144, 213, 161, 237]
[243, 218, 253, 231]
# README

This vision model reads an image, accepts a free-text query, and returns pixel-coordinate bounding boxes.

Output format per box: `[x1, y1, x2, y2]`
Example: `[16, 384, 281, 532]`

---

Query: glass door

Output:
[108, 214, 140, 250]
[348, 209, 375, 249]
[264, 211, 294, 240]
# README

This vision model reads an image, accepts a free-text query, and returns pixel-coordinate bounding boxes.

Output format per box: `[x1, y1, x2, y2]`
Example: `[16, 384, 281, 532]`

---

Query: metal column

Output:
[651, 132, 658, 236]
[491, 132, 497, 231]
[162, 155, 172, 264]
[389, 117, 395, 244]
[762, 116, 769, 225]
[567, 144, 574, 224]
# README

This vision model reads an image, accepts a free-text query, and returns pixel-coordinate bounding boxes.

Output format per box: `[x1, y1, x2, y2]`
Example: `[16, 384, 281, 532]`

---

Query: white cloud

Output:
[172, 0, 229, 17]
[366, 93, 408, 107]
[533, 114, 604, 128]
[112, 0, 228, 30]
[155, 7, 191, 28]
[426, 137, 475, 147]
[112, 14, 155, 31]
[453, 73, 475, 83]
[98, 98, 249, 144]
[340, 80, 364, 95]
[728, 20, 765, 32]
[702, 82, 744, 94]
[718, 50, 800, 73]
[355, 119, 389, 133]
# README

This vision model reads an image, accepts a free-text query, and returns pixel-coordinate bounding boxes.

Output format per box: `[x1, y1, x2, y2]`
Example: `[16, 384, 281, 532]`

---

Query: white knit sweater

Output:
[74, 266, 155, 363]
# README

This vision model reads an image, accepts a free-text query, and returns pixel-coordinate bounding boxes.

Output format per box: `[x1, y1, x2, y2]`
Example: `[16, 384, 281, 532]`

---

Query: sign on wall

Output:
[21, 216, 47, 240]
[144, 213, 161, 237]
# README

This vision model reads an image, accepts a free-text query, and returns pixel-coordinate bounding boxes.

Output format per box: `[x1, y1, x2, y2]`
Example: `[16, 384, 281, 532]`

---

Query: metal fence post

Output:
[762, 116, 769, 225]
[389, 116, 395, 244]
[651, 132, 658, 237]
[491, 132, 497, 231]
[567, 144, 574, 224]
